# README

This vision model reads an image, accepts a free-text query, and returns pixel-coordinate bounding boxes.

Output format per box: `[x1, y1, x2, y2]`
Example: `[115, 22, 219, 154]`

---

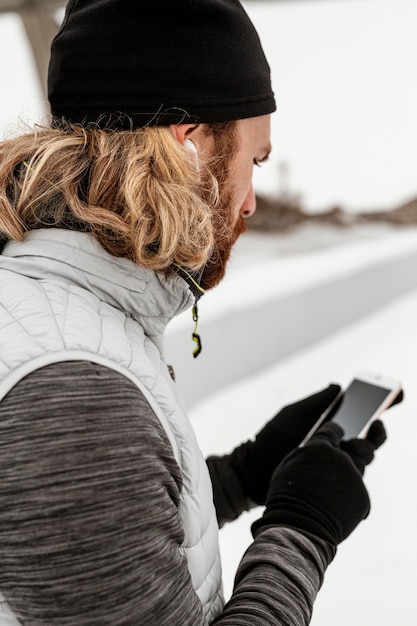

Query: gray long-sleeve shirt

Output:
[0, 361, 333, 625]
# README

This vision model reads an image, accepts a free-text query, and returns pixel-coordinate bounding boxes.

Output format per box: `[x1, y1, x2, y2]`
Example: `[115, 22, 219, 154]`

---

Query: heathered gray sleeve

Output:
[213, 528, 332, 626]
[0, 361, 206, 626]
[0, 362, 331, 626]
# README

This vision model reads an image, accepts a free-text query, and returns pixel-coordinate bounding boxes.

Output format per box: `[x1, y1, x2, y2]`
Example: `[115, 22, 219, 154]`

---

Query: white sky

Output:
[245, 0, 417, 211]
[0, 0, 416, 212]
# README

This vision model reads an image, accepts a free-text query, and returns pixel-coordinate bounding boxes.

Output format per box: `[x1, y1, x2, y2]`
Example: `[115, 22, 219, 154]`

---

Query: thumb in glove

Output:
[338, 386, 402, 474]
[341, 419, 387, 475]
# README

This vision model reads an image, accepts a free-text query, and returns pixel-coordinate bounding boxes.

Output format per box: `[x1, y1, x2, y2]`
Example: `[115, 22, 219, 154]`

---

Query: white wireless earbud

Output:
[184, 138, 199, 171]
[184, 138, 198, 156]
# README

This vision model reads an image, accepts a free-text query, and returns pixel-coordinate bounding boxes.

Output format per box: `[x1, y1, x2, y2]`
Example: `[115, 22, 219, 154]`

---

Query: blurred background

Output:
[1, 1, 416, 624]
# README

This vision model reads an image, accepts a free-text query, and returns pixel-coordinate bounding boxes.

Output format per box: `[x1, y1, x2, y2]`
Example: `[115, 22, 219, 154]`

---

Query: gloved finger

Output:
[340, 421, 387, 474]
[308, 421, 344, 447]
[365, 419, 387, 449]
[388, 388, 404, 408]
[340, 439, 374, 474]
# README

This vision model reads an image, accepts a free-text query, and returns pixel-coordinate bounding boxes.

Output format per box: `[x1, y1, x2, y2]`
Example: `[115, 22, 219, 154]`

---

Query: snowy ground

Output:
[182, 224, 417, 626]
[166, 223, 417, 406]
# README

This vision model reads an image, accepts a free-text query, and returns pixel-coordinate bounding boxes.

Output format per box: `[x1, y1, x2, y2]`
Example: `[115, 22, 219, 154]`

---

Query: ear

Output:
[170, 123, 215, 161]
[169, 123, 199, 146]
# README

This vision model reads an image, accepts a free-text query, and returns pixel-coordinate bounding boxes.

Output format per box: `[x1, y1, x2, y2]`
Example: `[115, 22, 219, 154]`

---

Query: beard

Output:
[199, 198, 246, 291]
[198, 152, 247, 291]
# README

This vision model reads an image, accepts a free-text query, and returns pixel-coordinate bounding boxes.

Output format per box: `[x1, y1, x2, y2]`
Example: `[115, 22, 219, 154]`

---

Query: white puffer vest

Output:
[0, 230, 224, 625]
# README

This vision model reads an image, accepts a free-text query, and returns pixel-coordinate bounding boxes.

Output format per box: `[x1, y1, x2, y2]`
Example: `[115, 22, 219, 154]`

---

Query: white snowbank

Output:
[166, 225, 417, 407]
[170, 224, 417, 325]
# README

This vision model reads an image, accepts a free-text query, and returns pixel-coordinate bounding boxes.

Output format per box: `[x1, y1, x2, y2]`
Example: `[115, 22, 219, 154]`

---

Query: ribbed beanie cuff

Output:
[48, 0, 276, 128]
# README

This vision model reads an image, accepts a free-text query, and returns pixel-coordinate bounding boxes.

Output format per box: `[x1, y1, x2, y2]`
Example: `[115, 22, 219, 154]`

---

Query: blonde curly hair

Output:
[0, 121, 237, 273]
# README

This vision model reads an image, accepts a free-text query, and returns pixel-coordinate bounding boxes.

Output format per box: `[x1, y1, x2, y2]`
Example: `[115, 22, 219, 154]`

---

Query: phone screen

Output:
[329, 379, 393, 440]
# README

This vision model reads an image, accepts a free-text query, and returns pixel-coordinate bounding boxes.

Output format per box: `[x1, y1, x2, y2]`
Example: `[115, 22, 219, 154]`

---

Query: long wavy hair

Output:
[0, 121, 237, 274]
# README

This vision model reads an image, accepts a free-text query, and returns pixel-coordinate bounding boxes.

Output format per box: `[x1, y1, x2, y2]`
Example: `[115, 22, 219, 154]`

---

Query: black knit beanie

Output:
[48, 0, 276, 128]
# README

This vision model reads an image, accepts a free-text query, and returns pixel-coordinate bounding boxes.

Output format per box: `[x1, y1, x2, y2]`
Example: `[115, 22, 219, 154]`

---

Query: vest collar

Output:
[1, 229, 196, 338]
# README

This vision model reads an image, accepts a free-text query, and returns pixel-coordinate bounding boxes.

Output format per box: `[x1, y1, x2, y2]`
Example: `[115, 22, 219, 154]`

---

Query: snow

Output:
[179, 225, 417, 322]
[166, 224, 417, 406]
[184, 225, 417, 625]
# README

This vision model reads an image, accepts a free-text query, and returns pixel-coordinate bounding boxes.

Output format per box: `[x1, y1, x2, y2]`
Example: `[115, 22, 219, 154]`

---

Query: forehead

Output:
[236, 115, 271, 151]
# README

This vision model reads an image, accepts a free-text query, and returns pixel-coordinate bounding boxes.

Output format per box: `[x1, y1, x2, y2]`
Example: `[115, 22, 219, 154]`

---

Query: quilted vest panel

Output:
[0, 232, 224, 625]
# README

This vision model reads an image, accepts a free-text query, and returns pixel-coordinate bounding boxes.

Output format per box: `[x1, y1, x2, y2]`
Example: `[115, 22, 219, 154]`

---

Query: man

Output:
[0, 1, 386, 624]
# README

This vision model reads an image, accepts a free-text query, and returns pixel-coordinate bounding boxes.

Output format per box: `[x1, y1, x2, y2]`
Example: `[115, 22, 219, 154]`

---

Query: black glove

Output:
[229, 384, 341, 505]
[252, 420, 387, 547]
[340, 419, 387, 474]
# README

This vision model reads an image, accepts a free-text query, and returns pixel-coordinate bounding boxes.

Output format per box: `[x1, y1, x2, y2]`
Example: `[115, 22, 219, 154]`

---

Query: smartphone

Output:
[300, 371, 402, 445]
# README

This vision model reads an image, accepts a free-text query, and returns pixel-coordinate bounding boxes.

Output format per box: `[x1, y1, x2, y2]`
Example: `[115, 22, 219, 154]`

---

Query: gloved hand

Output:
[251, 420, 387, 547]
[340, 419, 387, 474]
[229, 384, 341, 505]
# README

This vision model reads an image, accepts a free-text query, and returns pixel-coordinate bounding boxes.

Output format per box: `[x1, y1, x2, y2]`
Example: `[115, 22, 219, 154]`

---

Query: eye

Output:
[254, 153, 270, 168]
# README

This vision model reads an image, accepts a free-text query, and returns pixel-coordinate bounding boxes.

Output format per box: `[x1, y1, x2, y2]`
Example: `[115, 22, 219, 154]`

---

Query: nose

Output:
[240, 185, 257, 218]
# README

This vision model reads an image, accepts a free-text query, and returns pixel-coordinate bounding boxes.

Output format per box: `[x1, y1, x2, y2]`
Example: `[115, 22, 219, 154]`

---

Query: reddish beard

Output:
[197, 120, 246, 291]
[199, 194, 247, 291]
